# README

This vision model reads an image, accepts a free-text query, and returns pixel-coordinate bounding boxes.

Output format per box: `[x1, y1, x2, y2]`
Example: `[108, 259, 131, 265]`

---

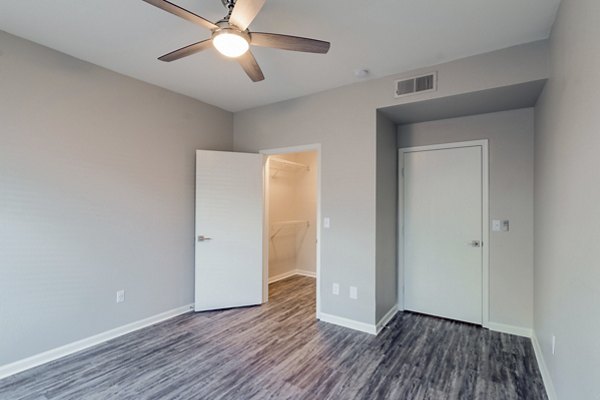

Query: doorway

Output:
[398, 140, 489, 326]
[261, 145, 320, 317]
[193, 146, 320, 315]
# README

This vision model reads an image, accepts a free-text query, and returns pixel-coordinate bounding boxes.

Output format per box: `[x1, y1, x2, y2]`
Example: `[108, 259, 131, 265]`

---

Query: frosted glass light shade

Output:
[213, 31, 249, 58]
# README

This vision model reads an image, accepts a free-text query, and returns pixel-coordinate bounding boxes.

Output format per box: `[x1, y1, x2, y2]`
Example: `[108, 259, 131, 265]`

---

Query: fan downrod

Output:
[220, 0, 236, 21]
[221, 0, 236, 10]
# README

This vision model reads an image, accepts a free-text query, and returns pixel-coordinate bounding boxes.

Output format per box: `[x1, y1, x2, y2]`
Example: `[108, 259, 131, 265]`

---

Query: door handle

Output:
[197, 235, 212, 242]
[469, 240, 482, 247]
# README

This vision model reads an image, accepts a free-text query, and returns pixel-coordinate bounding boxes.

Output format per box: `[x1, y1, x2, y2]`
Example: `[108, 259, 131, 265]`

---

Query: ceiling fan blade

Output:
[158, 39, 212, 62]
[229, 0, 266, 31]
[251, 32, 330, 54]
[143, 0, 217, 30]
[237, 51, 265, 82]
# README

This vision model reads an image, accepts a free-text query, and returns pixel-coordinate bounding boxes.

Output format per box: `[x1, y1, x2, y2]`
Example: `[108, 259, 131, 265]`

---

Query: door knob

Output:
[197, 235, 212, 242]
[469, 240, 481, 247]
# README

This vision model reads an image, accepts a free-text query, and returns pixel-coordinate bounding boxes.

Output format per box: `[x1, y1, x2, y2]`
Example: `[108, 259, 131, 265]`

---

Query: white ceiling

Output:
[0, 0, 560, 112]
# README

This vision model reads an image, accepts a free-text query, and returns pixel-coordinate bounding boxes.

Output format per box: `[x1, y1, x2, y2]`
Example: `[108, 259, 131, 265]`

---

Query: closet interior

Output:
[267, 151, 317, 288]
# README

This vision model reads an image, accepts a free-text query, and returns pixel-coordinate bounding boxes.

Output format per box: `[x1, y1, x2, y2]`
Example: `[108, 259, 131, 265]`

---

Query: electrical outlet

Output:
[332, 283, 339, 295]
[551, 335, 556, 355]
[116, 290, 125, 303]
[349, 286, 358, 300]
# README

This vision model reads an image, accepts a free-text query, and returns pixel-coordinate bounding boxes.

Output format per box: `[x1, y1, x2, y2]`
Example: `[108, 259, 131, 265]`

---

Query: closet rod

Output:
[269, 157, 309, 171]
[272, 220, 310, 227]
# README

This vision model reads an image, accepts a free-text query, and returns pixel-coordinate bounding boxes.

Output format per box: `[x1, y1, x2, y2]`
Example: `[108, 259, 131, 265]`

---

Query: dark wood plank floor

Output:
[0, 276, 547, 399]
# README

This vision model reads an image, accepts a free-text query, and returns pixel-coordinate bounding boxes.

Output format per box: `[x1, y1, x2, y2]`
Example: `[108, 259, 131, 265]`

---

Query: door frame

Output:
[398, 139, 489, 327]
[259, 143, 322, 319]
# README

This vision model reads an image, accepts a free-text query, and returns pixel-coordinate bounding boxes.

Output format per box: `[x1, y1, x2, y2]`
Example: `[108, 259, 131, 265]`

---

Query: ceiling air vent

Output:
[394, 72, 437, 98]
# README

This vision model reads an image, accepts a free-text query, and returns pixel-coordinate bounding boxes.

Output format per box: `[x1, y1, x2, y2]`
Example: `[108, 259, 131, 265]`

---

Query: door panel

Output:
[195, 150, 264, 311]
[403, 146, 483, 324]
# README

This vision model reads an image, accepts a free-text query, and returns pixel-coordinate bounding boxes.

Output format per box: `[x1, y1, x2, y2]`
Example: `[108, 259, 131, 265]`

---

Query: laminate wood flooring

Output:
[0, 276, 547, 399]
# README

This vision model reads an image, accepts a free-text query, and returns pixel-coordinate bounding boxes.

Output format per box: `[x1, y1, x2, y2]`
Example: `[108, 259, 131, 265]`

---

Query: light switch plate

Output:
[349, 286, 358, 300]
[502, 220, 510, 232]
[492, 220, 501, 232]
[324, 217, 330, 229]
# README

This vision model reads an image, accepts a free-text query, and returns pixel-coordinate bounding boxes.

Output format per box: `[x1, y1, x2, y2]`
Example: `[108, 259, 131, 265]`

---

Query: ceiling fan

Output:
[142, 0, 331, 82]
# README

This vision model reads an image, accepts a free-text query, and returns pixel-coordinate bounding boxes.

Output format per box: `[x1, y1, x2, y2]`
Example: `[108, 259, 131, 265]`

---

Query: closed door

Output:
[195, 150, 264, 311]
[403, 145, 483, 324]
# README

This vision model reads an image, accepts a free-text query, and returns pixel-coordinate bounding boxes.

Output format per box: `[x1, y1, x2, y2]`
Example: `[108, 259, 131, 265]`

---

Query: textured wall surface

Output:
[0, 32, 233, 365]
[534, 0, 600, 398]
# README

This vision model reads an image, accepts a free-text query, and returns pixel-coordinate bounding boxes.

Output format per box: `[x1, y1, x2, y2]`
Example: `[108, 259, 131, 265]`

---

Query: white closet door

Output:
[403, 146, 483, 324]
[195, 150, 264, 311]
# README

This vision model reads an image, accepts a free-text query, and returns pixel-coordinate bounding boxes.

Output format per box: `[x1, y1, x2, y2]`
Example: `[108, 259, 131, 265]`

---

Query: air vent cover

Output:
[394, 72, 437, 98]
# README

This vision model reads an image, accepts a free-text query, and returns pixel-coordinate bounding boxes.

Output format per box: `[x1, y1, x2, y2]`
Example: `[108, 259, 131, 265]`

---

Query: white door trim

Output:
[398, 139, 489, 327]
[259, 144, 322, 319]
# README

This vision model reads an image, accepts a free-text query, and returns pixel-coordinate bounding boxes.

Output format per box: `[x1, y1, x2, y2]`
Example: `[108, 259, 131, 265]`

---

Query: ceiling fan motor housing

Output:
[212, 25, 250, 43]
[212, 21, 250, 44]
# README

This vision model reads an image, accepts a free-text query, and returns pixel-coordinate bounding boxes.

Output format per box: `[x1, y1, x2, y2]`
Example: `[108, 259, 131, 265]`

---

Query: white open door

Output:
[195, 150, 264, 311]
[402, 144, 484, 325]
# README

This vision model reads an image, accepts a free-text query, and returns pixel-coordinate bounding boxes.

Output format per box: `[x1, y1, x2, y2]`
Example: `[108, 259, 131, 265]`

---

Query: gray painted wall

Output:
[398, 109, 535, 330]
[534, 0, 600, 398]
[0, 32, 233, 365]
[234, 41, 548, 325]
[375, 112, 398, 321]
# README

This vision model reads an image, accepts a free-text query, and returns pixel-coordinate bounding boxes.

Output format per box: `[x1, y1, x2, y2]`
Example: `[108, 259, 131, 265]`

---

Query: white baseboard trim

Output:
[268, 270, 297, 283]
[295, 269, 316, 278]
[487, 322, 533, 338]
[0, 303, 194, 380]
[532, 333, 558, 400]
[376, 305, 398, 334]
[319, 312, 377, 335]
[268, 269, 316, 283]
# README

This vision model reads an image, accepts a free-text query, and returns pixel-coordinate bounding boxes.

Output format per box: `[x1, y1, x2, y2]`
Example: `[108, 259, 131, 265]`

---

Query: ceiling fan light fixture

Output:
[212, 29, 250, 58]
[143, 0, 331, 82]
